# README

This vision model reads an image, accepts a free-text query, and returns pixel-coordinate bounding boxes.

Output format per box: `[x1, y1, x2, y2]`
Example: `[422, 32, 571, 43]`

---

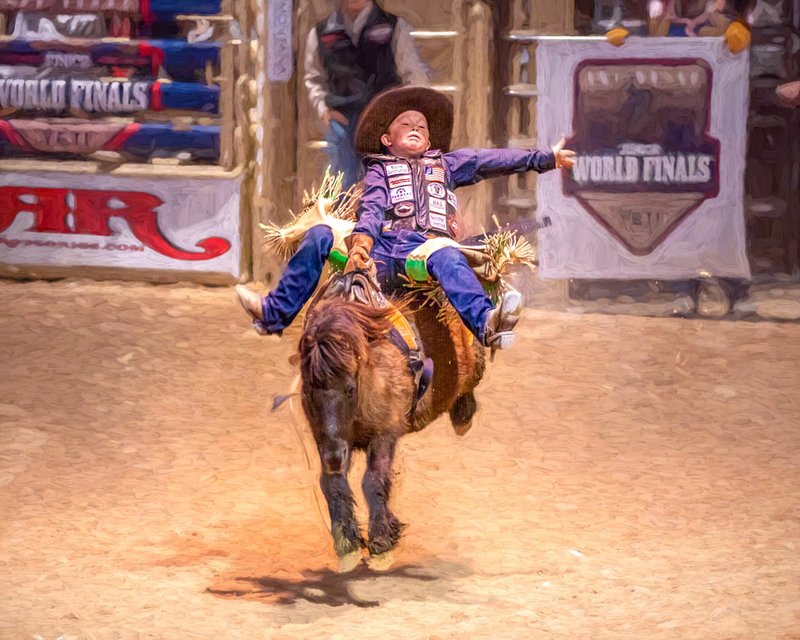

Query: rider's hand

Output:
[344, 246, 372, 273]
[552, 137, 576, 170]
[344, 233, 374, 274]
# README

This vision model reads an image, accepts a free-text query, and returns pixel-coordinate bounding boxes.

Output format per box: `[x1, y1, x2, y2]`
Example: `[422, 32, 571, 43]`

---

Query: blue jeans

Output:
[375, 244, 494, 342]
[323, 119, 360, 190]
[261, 225, 333, 334]
[263, 227, 493, 341]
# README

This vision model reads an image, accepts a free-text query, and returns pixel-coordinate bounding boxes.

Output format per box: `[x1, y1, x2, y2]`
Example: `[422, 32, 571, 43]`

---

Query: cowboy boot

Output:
[482, 288, 523, 350]
[235, 285, 274, 336]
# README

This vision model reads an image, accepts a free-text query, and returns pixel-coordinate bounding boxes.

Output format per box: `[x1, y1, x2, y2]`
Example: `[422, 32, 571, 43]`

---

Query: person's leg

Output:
[237, 225, 334, 335]
[341, 119, 361, 188]
[426, 246, 522, 347]
[324, 120, 358, 190]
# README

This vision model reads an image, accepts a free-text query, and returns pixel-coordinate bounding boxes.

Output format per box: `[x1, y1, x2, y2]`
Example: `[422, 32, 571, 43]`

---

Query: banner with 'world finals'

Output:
[536, 37, 751, 280]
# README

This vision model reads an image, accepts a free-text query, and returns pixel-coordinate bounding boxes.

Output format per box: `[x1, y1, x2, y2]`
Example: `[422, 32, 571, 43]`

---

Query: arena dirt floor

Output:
[1, 278, 799, 640]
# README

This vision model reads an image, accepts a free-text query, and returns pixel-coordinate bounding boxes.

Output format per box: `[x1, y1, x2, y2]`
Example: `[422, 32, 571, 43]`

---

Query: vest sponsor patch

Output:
[365, 24, 393, 44]
[429, 212, 448, 231]
[424, 166, 445, 183]
[320, 32, 348, 47]
[421, 157, 437, 165]
[429, 197, 446, 214]
[427, 182, 445, 198]
[389, 175, 412, 189]
[446, 190, 457, 208]
[390, 185, 414, 203]
[448, 216, 460, 237]
[394, 201, 415, 217]
[386, 162, 410, 176]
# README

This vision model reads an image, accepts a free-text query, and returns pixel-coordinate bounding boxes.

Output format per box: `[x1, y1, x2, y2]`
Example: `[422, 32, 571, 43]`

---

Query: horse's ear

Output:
[288, 353, 300, 366]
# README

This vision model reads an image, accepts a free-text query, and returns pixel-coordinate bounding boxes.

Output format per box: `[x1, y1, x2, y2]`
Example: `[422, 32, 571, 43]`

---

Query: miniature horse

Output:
[298, 277, 485, 570]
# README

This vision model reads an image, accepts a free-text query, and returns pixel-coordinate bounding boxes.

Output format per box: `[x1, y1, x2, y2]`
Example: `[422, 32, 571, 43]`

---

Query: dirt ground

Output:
[1, 277, 799, 640]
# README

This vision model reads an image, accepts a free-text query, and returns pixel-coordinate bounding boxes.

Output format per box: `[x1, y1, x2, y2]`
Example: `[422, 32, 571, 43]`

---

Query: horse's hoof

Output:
[337, 549, 363, 573]
[452, 418, 473, 437]
[450, 392, 477, 436]
[367, 550, 396, 572]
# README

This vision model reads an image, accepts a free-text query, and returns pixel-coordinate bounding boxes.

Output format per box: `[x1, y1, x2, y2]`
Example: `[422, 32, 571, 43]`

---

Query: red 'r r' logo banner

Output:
[0, 186, 231, 260]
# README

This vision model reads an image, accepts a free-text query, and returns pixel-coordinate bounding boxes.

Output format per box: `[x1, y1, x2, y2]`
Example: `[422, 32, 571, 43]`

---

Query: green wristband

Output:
[329, 248, 348, 271]
[405, 257, 430, 282]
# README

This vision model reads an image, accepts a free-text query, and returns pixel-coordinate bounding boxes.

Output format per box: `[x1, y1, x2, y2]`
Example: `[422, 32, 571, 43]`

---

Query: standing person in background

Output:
[304, 0, 429, 189]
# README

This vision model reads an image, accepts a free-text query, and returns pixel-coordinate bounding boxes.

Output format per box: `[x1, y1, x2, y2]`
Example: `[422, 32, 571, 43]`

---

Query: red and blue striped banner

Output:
[0, 77, 219, 114]
[0, 39, 220, 81]
[0, 0, 221, 17]
[0, 119, 219, 160]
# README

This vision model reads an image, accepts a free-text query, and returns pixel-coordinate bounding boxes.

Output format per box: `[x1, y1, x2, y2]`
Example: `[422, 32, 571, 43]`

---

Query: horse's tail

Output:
[299, 298, 393, 388]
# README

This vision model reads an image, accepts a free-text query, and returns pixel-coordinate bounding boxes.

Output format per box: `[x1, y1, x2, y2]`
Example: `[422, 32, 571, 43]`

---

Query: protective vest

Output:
[367, 151, 460, 238]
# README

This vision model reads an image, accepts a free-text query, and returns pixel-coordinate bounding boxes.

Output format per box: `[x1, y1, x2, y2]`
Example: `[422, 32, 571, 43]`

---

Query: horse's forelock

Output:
[300, 299, 393, 388]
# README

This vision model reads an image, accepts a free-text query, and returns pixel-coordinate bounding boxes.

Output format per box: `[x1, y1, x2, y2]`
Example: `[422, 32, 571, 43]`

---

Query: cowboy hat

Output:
[354, 85, 453, 155]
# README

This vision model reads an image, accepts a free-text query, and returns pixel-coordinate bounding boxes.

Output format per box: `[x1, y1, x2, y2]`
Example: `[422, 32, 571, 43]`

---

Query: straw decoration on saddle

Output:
[260, 168, 362, 260]
[404, 215, 538, 327]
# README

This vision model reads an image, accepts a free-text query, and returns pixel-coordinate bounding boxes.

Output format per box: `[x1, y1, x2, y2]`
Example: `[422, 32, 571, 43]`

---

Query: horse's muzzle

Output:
[322, 439, 350, 475]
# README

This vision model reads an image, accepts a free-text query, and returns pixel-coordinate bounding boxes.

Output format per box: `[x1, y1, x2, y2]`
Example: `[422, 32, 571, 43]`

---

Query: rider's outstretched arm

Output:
[442, 147, 557, 188]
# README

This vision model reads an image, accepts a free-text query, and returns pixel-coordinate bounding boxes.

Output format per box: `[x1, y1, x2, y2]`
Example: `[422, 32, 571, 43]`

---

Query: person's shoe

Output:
[235, 284, 270, 336]
[481, 288, 523, 350]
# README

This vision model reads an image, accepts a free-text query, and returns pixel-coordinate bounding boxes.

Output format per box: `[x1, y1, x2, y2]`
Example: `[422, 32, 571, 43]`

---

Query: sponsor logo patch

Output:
[395, 201, 415, 217]
[446, 190, 458, 209]
[429, 212, 448, 231]
[389, 175, 412, 189]
[427, 182, 445, 198]
[429, 198, 446, 214]
[320, 32, 347, 47]
[365, 24, 393, 44]
[390, 185, 414, 203]
[448, 216, 460, 237]
[386, 162, 410, 177]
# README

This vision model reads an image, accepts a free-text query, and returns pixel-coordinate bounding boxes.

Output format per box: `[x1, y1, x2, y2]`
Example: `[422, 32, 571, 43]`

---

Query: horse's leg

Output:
[319, 445, 363, 572]
[362, 435, 405, 562]
[449, 391, 478, 436]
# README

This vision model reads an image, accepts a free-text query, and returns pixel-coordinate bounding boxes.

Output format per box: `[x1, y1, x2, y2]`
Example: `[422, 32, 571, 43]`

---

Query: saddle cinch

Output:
[309, 269, 434, 410]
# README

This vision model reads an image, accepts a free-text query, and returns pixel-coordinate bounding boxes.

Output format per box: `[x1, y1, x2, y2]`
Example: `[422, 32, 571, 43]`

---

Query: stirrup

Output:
[486, 331, 516, 350]
[482, 288, 522, 350]
[487, 330, 516, 362]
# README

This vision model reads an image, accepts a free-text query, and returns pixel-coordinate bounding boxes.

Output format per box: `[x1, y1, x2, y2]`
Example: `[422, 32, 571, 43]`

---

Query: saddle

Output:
[309, 269, 434, 410]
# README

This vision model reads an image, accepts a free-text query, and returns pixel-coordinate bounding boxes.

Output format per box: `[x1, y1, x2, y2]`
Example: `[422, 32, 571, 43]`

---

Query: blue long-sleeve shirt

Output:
[353, 147, 556, 241]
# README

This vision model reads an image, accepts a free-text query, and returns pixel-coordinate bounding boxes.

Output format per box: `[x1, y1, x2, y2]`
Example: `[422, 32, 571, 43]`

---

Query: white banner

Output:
[536, 37, 751, 280]
[0, 171, 242, 277]
[267, 0, 293, 82]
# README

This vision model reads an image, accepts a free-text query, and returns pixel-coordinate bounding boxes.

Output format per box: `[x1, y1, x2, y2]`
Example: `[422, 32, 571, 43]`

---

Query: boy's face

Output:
[381, 110, 431, 159]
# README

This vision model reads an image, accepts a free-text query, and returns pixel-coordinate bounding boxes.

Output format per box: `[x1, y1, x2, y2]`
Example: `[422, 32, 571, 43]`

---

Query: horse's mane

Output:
[299, 298, 394, 388]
